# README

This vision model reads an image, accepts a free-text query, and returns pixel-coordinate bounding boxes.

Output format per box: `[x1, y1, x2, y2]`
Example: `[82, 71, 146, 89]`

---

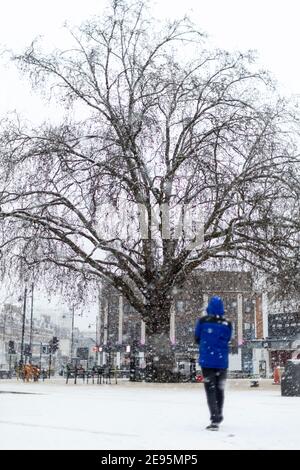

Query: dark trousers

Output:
[202, 368, 227, 424]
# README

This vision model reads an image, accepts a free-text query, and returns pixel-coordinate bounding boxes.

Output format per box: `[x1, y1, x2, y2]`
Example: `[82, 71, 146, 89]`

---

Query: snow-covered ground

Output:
[0, 378, 299, 450]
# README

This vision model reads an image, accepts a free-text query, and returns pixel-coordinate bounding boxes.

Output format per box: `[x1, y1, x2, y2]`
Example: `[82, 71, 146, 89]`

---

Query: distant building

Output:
[0, 302, 101, 372]
[0, 304, 59, 369]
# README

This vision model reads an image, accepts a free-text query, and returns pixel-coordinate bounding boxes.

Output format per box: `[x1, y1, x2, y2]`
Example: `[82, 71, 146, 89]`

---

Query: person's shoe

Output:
[206, 423, 219, 431]
[216, 415, 223, 424]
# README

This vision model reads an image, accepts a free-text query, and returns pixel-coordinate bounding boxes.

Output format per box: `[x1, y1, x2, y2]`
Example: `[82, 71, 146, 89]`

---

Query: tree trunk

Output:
[145, 331, 178, 382]
[144, 304, 178, 383]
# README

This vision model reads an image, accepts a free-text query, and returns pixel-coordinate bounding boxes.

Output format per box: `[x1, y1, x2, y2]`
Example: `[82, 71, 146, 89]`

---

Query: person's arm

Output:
[195, 318, 202, 344]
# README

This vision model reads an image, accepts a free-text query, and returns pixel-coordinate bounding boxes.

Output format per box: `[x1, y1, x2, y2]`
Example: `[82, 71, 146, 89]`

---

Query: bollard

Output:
[273, 366, 281, 385]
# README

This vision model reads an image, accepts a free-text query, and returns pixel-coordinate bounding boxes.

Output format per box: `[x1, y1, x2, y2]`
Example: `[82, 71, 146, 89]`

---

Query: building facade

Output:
[267, 311, 300, 368]
[0, 303, 60, 370]
[97, 270, 265, 375]
[1, 301, 106, 373]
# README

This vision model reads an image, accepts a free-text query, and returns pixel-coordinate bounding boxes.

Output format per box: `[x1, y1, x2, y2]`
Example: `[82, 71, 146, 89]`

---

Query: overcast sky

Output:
[1, 0, 300, 116]
[1, 0, 299, 327]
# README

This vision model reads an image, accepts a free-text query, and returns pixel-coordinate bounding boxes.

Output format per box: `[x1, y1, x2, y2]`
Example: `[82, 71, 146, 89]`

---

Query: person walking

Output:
[195, 296, 232, 430]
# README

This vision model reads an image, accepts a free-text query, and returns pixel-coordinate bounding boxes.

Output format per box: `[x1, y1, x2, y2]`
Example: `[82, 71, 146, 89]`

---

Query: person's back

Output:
[195, 296, 232, 369]
[195, 296, 232, 430]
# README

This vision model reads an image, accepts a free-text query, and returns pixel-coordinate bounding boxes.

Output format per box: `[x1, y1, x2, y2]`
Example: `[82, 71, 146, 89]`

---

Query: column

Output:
[237, 293, 243, 346]
[97, 289, 102, 343]
[255, 293, 263, 339]
[97, 283, 102, 346]
[261, 292, 268, 339]
[118, 295, 123, 344]
[170, 301, 175, 344]
[116, 351, 121, 368]
[139, 352, 145, 368]
[141, 320, 146, 345]
[103, 299, 108, 345]
[102, 351, 106, 366]
[203, 293, 209, 316]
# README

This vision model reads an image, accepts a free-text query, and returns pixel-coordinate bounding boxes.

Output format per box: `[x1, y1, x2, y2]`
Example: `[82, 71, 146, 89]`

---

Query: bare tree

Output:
[0, 0, 299, 380]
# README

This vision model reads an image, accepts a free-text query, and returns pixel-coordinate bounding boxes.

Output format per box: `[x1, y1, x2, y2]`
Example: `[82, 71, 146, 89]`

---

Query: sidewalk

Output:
[0, 377, 298, 450]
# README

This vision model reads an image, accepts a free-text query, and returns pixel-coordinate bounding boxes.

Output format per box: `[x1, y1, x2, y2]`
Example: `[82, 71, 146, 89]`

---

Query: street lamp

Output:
[39, 342, 43, 371]
[20, 286, 27, 366]
[29, 283, 34, 362]
[70, 306, 75, 362]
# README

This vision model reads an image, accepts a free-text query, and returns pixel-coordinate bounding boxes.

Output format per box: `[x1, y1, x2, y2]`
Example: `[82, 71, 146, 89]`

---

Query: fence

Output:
[65, 366, 122, 385]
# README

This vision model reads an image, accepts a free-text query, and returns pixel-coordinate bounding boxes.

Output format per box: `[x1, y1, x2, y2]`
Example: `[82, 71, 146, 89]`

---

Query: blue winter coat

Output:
[195, 296, 232, 369]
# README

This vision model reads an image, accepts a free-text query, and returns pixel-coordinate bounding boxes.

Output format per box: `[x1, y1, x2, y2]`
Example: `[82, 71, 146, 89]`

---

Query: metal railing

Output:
[65, 366, 123, 385]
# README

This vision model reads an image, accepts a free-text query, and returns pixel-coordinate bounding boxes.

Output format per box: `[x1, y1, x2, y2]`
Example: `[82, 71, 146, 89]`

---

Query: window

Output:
[176, 301, 185, 312]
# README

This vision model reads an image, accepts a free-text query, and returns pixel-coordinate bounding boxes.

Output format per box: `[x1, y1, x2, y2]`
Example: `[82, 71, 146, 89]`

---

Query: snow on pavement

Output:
[0, 378, 299, 450]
